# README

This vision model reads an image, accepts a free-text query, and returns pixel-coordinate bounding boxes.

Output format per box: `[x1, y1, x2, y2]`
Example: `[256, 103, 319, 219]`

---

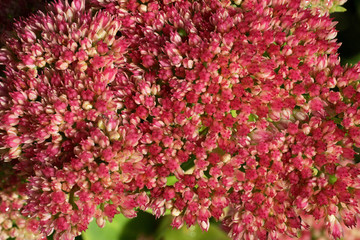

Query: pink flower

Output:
[0, 0, 359, 239]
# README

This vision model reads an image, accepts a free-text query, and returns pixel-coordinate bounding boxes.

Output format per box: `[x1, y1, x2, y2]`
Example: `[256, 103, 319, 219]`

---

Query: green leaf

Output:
[199, 125, 209, 136]
[177, 28, 187, 37]
[82, 214, 129, 240]
[248, 113, 257, 122]
[155, 216, 230, 240]
[330, 5, 346, 13]
[343, 52, 360, 65]
[332, 118, 342, 125]
[329, 174, 338, 185]
[230, 110, 237, 118]
[311, 167, 319, 176]
[181, 154, 196, 171]
[83, 212, 161, 240]
[118, 211, 160, 239]
[167, 175, 178, 186]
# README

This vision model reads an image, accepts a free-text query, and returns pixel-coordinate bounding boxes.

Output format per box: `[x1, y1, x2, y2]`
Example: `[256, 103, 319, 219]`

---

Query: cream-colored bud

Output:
[139, 4, 147, 12]
[36, 57, 46, 68]
[97, 119, 105, 130]
[76, 61, 88, 72]
[7, 146, 22, 160]
[56, 61, 68, 70]
[45, 106, 55, 114]
[109, 131, 120, 141]
[96, 217, 106, 228]
[96, 29, 107, 40]
[171, 208, 181, 217]
[3, 219, 12, 229]
[28, 90, 38, 101]
[222, 153, 231, 163]
[82, 101, 93, 110]
[165, 200, 173, 209]
[86, 48, 97, 58]
[7, 127, 18, 135]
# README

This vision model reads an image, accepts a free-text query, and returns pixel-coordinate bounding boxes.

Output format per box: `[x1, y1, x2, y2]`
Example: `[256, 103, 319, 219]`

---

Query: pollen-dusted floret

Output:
[0, 0, 360, 239]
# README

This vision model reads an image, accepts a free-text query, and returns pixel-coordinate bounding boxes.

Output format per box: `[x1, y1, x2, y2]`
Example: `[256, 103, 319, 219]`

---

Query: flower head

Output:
[0, 0, 360, 239]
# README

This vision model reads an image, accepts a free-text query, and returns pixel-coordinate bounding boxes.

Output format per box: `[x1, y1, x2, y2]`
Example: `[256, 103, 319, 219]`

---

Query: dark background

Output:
[333, 0, 360, 64]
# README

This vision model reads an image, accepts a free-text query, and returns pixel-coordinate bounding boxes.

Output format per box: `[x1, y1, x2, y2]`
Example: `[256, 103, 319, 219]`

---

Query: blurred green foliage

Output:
[83, 211, 230, 240]
[83, 214, 129, 240]
[155, 216, 230, 240]
[333, 0, 360, 64]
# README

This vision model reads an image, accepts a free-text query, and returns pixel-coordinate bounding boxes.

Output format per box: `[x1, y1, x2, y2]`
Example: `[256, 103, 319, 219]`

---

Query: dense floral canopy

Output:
[0, 0, 359, 239]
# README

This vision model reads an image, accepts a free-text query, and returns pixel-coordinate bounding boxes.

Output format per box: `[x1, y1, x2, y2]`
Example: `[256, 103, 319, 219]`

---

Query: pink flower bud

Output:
[328, 215, 343, 240]
[55, 60, 68, 70]
[55, 217, 70, 231]
[293, 109, 307, 121]
[269, 110, 281, 121]
[249, 129, 271, 143]
[281, 108, 292, 120]
[21, 55, 35, 67]
[198, 218, 210, 231]
[71, 0, 85, 11]
[7, 146, 22, 160]
[171, 216, 184, 229]
[96, 217, 106, 228]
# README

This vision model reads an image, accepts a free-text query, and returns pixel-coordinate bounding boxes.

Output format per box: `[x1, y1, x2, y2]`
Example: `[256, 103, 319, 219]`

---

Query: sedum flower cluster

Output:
[0, 0, 359, 239]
